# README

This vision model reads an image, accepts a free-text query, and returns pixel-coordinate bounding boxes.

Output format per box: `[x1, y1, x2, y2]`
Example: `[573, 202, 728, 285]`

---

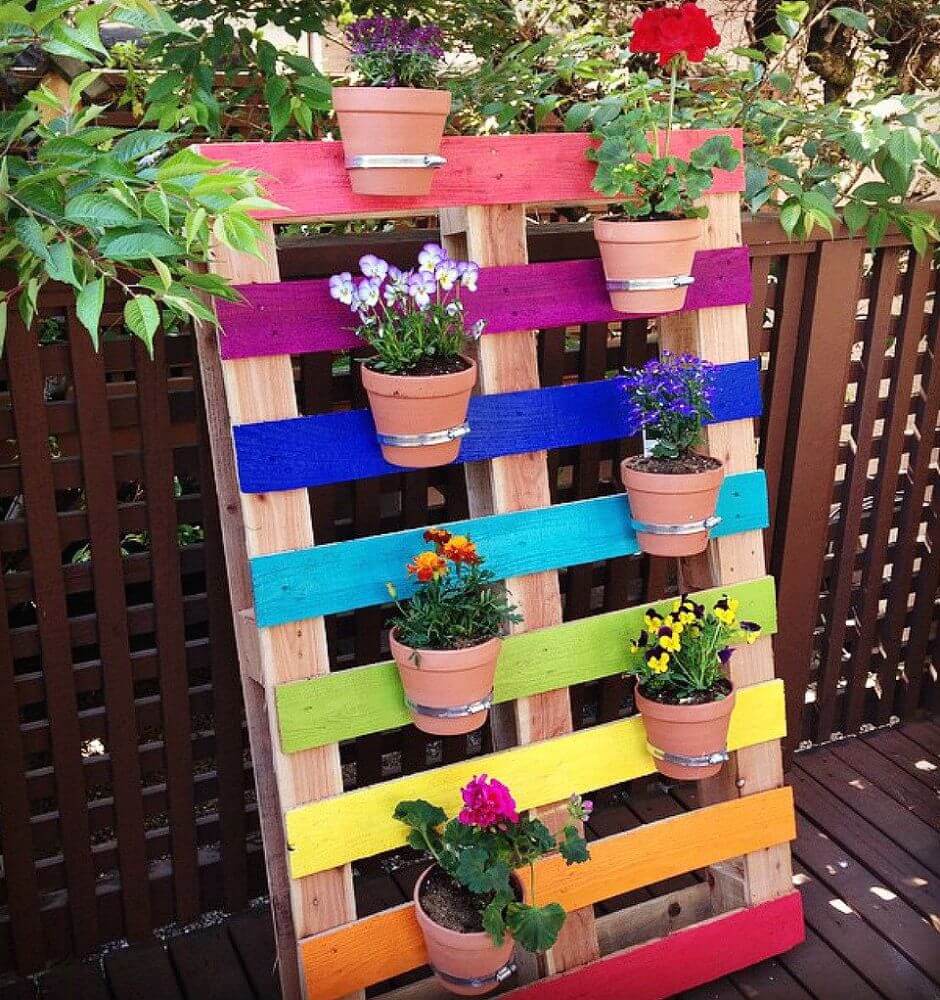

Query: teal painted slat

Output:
[251, 470, 768, 627]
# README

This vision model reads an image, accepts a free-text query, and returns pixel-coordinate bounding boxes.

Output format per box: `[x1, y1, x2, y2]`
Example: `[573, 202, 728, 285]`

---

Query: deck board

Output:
[3, 721, 938, 1000]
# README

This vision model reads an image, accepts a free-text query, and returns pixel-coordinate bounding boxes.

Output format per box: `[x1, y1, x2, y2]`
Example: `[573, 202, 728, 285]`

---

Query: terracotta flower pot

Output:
[635, 684, 736, 781]
[594, 216, 703, 314]
[620, 457, 724, 557]
[362, 358, 477, 468]
[390, 630, 501, 736]
[414, 866, 517, 996]
[333, 86, 452, 196]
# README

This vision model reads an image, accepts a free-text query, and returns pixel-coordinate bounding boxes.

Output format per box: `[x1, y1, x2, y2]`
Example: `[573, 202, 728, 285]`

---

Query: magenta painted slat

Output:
[217, 248, 751, 361]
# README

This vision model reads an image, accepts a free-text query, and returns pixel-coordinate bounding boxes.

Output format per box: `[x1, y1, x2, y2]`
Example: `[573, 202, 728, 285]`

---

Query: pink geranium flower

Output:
[458, 774, 519, 827]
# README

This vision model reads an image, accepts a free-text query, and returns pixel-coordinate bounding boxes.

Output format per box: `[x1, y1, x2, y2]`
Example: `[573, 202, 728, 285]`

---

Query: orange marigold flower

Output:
[443, 534, 481, 565]
[408, 550, 448, 582]
[423, 527, 452, 548]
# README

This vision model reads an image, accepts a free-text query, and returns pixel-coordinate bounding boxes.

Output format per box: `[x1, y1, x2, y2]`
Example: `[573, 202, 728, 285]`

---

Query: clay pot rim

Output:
[413, 864, 524, 944]
[333, 85, 452, 113]
[621, 456, 725, 493]
[389, 628, 502, 660]
[635, 683, 736, 722]
[594, 215, 703, 243]
[361, 356, 477, 395]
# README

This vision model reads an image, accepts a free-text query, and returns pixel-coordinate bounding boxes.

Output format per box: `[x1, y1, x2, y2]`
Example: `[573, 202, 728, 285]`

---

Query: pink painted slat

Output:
[198, 131, 745, 220]
[218, 247, 750, 360]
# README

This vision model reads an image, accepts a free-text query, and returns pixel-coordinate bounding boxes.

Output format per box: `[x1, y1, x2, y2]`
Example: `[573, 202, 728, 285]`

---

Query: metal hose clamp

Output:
[404, 691, 494, 720]
[375, 422, 470, 448]
[430, 961, 517, 989]
[346, 154, 447, 170]
[631, 514, 721, 536]
[606, 275, 695, 292]
[647, 743, 729, 768]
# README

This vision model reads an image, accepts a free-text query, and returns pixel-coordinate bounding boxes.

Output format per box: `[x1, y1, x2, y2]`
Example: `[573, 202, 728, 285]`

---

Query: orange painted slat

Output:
[298, 786, 795, 1000]
[198, 131, 745, 221]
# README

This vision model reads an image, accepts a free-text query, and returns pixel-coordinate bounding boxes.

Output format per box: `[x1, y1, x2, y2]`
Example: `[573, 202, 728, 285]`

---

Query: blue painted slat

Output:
[251, 469, 769, 627]
[233, 360, 762, 493]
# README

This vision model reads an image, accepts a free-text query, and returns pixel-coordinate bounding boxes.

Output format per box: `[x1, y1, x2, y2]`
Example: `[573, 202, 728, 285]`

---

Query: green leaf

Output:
[779, 199, 801, 236]
[482, 896, 509, 947]
[124, 295, 159, 354]
[867, 208, 889, 249]
[75, 278, 105, 349]
[885, 128, 921, 169]
[852, 181, 894, 203]
[213, 213, 261, 255]
[64, 194, 140, 229]
[454, 847, 510, 895]
[392, 800, 447, 832]
[100, 229, 185, 260]
[149, 255, 173, 291]
[155, 147, 219, 180]
[559, 825, 590, 865]
[45, 242, 78, 287]
[143, 190, 171, 229]
[507, 902, 566, 954]
[830, 7, 870, 32]
[13, 216, 51, 264]
[763, 33, 787, 54]
[563, 102, 594, 132]
[843, 200, 870, 234]
[111, 130, 178, 163]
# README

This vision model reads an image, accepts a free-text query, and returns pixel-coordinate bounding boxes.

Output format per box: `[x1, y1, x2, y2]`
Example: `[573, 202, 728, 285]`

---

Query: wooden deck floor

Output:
[4, 720, 938, 1000]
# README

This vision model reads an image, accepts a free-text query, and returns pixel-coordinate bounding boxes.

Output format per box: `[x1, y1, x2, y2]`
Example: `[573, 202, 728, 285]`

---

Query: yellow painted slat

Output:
[298, 786, 796, 1000]
[285, 678, 786, 878]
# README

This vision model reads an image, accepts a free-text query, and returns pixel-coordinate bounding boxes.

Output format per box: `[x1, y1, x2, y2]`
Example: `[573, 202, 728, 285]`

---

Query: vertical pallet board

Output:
[442, 204, 601, 973]
[196, 131, 797, 1000]
[659, 193, 793, 908]
[195, 226, 357, 1000]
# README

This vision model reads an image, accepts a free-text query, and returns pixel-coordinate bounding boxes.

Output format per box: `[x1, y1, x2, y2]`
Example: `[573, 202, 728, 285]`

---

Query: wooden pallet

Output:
[194, 130, 801, 1000]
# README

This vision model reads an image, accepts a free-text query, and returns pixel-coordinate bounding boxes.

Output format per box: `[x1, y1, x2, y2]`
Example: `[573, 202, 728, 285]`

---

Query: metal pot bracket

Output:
[404, 691, 494, 720]
[375, 422, 470, 448]
[647, 744, 730, 768]
[630, 514, 722, 536]
[430, 961, 517, 989]
[346, 154, 447, 170]
[606, 275, 695, 292]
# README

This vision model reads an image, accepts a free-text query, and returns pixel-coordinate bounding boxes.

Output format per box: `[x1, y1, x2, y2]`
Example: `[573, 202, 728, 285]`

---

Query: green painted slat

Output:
[275, 576, 777, 753]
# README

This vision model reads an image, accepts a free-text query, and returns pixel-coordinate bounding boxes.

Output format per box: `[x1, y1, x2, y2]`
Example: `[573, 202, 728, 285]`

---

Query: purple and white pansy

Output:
[330, 244, 485, 373]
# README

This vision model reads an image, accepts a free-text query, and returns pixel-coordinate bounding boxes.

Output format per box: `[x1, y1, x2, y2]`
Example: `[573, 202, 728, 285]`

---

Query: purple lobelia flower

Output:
[622, 350, 716, 461]
[346, 17, 444, 88]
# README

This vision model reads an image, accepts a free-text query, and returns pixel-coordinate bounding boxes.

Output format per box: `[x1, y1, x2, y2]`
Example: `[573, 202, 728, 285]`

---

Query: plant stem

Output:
[665, 59, 679, 160]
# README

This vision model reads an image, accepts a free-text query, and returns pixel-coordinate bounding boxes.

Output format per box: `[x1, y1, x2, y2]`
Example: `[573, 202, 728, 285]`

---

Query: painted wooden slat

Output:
[276, 576, 777, 753]
[252, 469, 768, 627]
[199, 131, 745, 222]
[502, 892, 805, 1000]
[234, 360, 761, 493]
[217, 248, 751, 360]
[297, 787, 797, 1000]
[285, 678, 785, 878]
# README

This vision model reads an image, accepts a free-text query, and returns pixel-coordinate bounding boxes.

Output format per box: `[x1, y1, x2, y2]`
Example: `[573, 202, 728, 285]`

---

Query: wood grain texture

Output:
[502, 892, 805, 1000]
[297, 788, 797, 1000]
[233, 361, 762, 491]
[275, 577, 778, 752]
[284, 678, 786, 877]
[442, 201, 599, 971]
[251, 469, 768, 626]
[197, 131, 745, 222]
[217, 248, 751, 360]
[659, 191, 794, 909]
[202, 227, 358, 999]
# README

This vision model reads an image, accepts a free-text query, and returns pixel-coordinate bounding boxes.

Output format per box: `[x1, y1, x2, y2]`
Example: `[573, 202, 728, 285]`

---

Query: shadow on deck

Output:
[3, 720, 938, 1000]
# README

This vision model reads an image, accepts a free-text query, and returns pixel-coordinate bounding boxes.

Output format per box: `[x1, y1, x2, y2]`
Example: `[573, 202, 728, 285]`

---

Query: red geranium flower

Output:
[630, 3, 721, 68]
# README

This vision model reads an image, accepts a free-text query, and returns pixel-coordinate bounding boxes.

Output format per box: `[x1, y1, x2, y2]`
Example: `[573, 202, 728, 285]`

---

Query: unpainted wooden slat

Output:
[659, 191, 795, 910]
